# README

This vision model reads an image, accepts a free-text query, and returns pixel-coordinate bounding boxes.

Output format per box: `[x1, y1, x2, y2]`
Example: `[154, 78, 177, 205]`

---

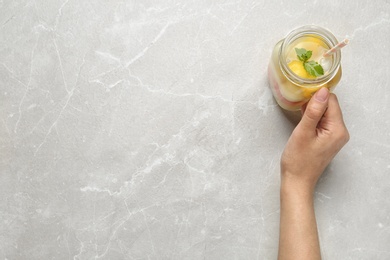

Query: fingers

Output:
[299, 87, 329, 132]
[301, 102, 307, 116]
[322, 93, 350, 143]
[324, 93, 344, 123]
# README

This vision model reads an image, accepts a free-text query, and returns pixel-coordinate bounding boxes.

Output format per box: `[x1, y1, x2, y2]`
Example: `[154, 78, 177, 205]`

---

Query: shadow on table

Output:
[278, 106, 302, 126]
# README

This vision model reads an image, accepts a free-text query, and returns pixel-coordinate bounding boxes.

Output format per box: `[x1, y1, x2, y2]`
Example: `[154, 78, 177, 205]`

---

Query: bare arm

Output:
[278, 87, 349, 260]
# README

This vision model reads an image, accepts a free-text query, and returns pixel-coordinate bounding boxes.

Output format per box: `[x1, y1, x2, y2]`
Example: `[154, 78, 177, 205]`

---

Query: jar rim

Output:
[279, 25, 341, 85]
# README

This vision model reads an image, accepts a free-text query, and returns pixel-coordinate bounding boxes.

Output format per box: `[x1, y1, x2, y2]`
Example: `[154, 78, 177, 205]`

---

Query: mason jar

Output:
[268, 25, 342, 111]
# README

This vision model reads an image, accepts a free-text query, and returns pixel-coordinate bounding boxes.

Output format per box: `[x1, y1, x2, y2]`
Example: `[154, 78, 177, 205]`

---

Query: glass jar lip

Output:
[279, 25, 341, 85]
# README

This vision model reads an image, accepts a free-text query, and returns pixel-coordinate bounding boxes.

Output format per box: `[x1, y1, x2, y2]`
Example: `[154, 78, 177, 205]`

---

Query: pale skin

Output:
[278, 87, 350, 260]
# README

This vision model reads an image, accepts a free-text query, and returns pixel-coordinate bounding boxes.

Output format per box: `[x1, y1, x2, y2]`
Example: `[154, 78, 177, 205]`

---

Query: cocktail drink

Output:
[268, 25, 342, 111]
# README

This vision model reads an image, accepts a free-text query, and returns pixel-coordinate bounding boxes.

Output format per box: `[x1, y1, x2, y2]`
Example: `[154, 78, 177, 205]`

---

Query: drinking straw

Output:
[323, 38, 350, 57]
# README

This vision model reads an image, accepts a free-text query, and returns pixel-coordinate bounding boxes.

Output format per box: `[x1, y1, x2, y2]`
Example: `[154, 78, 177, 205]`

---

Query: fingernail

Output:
[314, 87, 329, 102]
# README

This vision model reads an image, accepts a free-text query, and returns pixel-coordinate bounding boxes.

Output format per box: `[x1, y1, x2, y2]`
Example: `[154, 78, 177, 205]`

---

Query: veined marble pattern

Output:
[1, 0, 389, 259]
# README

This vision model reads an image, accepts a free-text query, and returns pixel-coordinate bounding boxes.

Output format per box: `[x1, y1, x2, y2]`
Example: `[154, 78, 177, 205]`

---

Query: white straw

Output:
[323, 38, 349, 57]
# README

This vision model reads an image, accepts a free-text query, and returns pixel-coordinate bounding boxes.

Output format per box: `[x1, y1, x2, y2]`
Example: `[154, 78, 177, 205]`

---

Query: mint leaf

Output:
[304, 61, 324, 77]
[306, 50, 312, 60]
[295, 48, 312, 62]
[294, 48, 324, 77]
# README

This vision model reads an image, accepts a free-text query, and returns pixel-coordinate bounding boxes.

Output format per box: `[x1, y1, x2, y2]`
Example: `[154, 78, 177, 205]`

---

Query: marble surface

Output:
[1, 0, 390, 259]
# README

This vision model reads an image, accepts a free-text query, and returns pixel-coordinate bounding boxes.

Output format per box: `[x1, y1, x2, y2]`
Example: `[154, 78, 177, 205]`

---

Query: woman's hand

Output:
[281, 87, 350, 193]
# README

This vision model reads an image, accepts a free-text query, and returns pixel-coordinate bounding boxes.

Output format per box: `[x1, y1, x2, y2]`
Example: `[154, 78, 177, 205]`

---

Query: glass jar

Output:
[268, 25, 342, 111]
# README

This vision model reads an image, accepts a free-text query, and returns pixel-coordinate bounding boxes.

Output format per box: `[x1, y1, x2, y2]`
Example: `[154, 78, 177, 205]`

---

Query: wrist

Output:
[280, 172, 316, 200]
[281, 167, 322, 193]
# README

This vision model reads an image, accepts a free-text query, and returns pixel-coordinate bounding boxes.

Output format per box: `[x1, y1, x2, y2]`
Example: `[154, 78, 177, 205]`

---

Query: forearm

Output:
[278, 179, 321, 260]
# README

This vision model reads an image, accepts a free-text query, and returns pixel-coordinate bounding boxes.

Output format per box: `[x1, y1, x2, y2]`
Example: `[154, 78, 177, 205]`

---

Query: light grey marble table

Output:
[1, 0, 390, 259]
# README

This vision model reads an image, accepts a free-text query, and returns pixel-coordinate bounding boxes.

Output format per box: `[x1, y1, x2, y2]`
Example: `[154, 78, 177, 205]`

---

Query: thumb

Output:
[299, 87, 329, 131]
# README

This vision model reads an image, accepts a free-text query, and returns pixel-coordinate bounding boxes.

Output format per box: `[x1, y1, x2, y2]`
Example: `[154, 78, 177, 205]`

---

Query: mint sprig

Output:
[295, 48, 324, 77]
